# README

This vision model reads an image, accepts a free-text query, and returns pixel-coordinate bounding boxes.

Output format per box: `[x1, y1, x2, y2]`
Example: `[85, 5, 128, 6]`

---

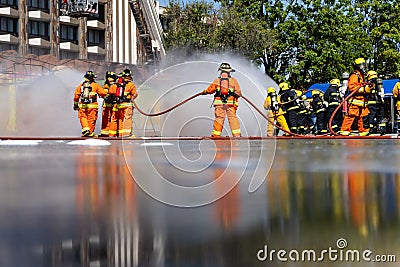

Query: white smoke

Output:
[0, 68, 84, 137]
[134, 52, 277, 137]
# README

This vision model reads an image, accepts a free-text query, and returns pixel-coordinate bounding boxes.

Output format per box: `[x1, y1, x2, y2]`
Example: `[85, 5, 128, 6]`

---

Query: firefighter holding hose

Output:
[108, 69, 138, 137]
[339, 58, 371, 136]
[203, 63, 242, 137]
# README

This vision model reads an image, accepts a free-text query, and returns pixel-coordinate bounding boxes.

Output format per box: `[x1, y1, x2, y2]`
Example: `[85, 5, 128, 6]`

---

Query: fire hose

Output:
[131, 87, 367, 138]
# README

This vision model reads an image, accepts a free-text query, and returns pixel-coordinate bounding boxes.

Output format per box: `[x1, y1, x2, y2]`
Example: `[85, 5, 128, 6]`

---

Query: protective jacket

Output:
[73, 81, 106, 108]
[204, 77, 241, 106]
[347, 70, 369, 108]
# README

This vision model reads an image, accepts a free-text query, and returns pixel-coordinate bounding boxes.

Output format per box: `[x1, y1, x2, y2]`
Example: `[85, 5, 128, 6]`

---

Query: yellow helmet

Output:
[267, 87, 276, 94]
[330, 79, 341, 86]
[367, 70, 377, 80]
[354, 58, 367, 74]
[354, 58, 365, 65]
[279, 82, 289, 91]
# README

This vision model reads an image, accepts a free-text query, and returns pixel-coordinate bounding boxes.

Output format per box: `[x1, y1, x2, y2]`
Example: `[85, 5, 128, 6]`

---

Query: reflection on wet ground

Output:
[0, 139, 399, 267]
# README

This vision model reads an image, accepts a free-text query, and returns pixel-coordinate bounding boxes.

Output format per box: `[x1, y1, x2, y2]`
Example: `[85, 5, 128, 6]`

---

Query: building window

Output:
[60, 24, 78, 44]
[0, 0, 18, 8]
[28, 0, 49, 11]
[28, 20, 49, 39]
[0, 17, 18, 35]
[0, 43, 18, 53]
[28, 46, 50, 56]
[87, 29, 104, 48]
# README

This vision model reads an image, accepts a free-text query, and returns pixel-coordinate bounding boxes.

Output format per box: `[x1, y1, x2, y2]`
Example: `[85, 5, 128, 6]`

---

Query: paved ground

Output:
[0, 139, 399, 267]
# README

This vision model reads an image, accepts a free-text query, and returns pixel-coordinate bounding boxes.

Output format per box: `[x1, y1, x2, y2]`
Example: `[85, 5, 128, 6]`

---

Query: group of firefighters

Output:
[73, 59, 400, 138]
[73, 69, 137, 137]
[265, 57, 400, 136]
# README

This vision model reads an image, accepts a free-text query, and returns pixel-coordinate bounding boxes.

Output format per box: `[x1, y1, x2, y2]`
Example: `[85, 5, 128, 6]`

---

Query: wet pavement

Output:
[0, 139, 399, 267]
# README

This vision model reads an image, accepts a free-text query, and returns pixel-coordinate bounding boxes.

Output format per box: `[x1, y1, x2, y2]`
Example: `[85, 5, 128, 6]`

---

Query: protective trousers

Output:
[340, 105, 369, 134]
[110, 106, 132, 137]
[212, 105, 241, 137]
[78, 108, 98, 136]
[123, 106, 133, 136]
[100, 106, 113, 136]
[267, 110, 290, 136]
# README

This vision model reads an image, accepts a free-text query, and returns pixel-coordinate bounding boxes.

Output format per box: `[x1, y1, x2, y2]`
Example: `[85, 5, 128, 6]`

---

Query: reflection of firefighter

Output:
[213, 141, 240, 230]
[391, 74, 400, 134]
[100, 71, 117, 137]
[109, 69, 138, 137]
[263, 87, 289, 136]
[364, 70, 386, 135]
[73, 71, 106, 137]
[347, 155, 368, 236]
[203, 63, 241, 137]
[339, 58, 371, 136]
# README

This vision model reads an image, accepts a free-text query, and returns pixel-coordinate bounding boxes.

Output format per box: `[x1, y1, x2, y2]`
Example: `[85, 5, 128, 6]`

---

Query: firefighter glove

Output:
[202, 90, 207, 95]
[73, 103, 79, 111]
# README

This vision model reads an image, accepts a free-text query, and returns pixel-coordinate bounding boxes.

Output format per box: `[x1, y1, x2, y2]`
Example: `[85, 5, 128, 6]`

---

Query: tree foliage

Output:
[163, 0, 400, 88]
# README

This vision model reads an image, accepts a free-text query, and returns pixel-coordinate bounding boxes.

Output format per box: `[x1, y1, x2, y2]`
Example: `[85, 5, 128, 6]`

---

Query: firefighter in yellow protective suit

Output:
[73, 71, 107, 137]
[100, 71, 118, 137]
[392, 73, 400, 134]
[109, 69, 138, 137]
[339, 58, 371, 136]
[263, 87, 290, 136]
[203, 63, 242, 137]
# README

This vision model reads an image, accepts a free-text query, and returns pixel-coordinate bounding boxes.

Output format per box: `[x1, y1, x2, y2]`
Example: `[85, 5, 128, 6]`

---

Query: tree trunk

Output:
[79, 17, 88, 59]
[18, 0, 28, 56]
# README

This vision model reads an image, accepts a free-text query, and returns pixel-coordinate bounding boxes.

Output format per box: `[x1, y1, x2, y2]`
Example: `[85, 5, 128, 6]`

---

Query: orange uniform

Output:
[340, 69, 370, 135]
[100, 82, 115, 136]
[203, 70, 241, 137]
[108, 79, 137, 137]
[73, 80, 107, 137]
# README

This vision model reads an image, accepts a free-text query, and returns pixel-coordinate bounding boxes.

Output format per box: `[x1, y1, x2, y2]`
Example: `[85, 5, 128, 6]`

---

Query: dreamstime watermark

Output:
[123, 60, 277, 207]
[257, 238, 397, 263]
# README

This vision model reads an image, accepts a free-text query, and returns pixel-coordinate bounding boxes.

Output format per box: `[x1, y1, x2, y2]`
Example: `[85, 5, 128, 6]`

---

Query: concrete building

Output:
[0, 0, 165, 66]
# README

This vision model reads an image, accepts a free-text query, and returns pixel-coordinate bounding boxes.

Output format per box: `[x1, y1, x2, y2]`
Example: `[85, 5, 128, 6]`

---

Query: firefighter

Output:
[324, 79, 344, 133]
[391, 73, 400, 134]
[339, 58, 371, 136]
[263, 86, 290, 136]
[295, 87, 314, 134]
[73, 71, 107, 137]
[279, 82, 299, 134]
[109, 69, 138, 137]
[364, 70, 386, 135]
[310, 90, 327, 134]
[99, 71, 118, 137]
[202, 63, 242, 137]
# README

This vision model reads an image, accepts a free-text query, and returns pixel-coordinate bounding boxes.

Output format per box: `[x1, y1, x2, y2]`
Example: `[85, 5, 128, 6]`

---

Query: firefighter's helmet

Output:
[121, 69, 132, 77]
[330, 79, 341, 87]
[267, 87, 276, 94]
[84, 70, 96, 80]
[218, 62, 235, 73]
[367, 70, 378, 80]
[279, 82, 289, 91]
[105, 71, 117, 81]
[354, 58, 367, 74]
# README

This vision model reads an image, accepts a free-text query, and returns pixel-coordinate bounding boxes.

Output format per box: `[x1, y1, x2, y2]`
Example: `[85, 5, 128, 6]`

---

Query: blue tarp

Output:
[307, 79, 399, 97]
